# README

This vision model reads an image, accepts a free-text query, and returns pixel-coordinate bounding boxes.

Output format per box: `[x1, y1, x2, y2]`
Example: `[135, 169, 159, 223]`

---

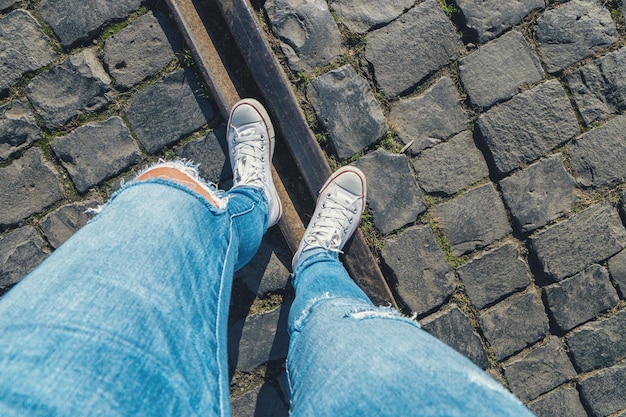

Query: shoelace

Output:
[231, 123, 266, 187]
[304, 190, 360, 253]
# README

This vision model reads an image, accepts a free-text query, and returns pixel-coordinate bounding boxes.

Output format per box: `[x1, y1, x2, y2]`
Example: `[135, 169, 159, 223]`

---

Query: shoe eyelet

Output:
[326, 193, 331, 198]
[349, 218, 353, 224]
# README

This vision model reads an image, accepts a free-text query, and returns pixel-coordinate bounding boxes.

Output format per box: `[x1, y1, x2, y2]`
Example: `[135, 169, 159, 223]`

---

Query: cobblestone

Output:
[456, 243, 530, 310]
[608, 248, 626, 297]
[567, 114, 626, 188]
[51, 117, 142, 194]
[0, 9, 58, 95]
[0, 148, 63, 228]
[328, 0, 412, 33]
[421, 305, 489, 369]
[567, 47, 626, 125]
[536, 0, 618, 73]
[432, 183, 511, 256]
[499, 154, 577, 233]
[527, 384, 588, 417]
[0, 1, 16, 10]
[0, 98, 42, 161]
[265, 0, 343, 72]
[389, 77, 469, 155]
[125, 68, 215, 154]
[364, 0, 460, 97]
[477, 79, 579, 176]
[578, 361, 626, 417]
[529, 204, 626, 281]
[0, 226, 48, 290]
[459, 30, 544, 109]
[413, 130, 489, 196]
[479, 291, 549, 361]
[503, 337, 576, 402]
[454, 0, 543, 43]
[178, 127, 231, 187]
[381, 225, 456, 315]
[38, 0, 143, 48]
[352, 149, 425, 235]
[40, 200, 99, 249]
[544, 264, 619, 333]
[228, 303, 290, 372]
[566, 309, 626, 373]
[103, 11, 180, 91]
[307, 65, 387, 160]
[27, 49, 112, 129]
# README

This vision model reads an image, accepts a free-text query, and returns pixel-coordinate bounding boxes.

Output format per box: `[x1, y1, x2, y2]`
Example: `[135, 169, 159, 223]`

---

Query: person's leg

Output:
[287, 167, 534, 417]
[0, 98, 280, 417]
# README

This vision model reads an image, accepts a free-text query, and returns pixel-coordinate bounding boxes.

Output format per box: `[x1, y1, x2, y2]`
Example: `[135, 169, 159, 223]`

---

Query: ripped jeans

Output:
[288, 251, 534, 416]
[0, 180, 533, 416]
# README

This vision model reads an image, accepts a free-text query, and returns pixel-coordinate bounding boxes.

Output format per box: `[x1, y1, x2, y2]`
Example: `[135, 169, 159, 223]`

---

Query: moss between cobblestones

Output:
[229, 359, 286, 400]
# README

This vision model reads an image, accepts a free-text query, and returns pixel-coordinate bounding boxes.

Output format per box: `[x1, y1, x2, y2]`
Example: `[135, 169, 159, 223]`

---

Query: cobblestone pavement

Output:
[1, 0, 626, 416]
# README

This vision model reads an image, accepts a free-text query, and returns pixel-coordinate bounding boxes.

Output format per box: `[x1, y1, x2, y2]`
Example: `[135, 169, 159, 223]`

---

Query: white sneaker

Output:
[292, 166, 367, 270]
[227, 98, 282, 227]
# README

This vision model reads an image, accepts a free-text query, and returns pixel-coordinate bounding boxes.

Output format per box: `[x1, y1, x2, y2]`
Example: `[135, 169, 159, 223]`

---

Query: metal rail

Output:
[165, 0, 398, 308]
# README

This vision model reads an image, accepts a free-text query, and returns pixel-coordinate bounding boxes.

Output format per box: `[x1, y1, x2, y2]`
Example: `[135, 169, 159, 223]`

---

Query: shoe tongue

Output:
[236, 123, 261, 140]
[332, 183, 358, 207]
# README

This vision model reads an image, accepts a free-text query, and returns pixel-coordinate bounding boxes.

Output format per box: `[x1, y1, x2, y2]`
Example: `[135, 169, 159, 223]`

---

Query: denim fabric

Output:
[0, 180, 267, 416]
[0, 180, 534, 416]
[288, 251, 535, 417]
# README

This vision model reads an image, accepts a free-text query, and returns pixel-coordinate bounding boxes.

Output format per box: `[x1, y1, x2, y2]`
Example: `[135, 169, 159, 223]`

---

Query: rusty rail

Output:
[165, 0, 398, 308]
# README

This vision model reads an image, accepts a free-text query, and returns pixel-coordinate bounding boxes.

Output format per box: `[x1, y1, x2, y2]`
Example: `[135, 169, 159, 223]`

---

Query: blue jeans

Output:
[0, 180, 533, 416]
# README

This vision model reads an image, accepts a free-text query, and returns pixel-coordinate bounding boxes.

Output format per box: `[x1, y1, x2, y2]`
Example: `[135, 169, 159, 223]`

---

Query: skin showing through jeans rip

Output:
[136, 167, 219, 207]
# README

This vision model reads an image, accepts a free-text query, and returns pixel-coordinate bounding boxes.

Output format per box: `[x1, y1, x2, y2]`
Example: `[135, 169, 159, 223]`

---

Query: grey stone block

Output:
[477, 79, 579, 176]
[51, 117, 141, 194]
[364, 0, 460, 97]
[104, 11, 179, 90]
[479, 291, 549, 361]
[566, 309, 626, 373]
[578, 362, 626, 417]
[432, 183, 511, 256]
[567, 114, 626, 188]
[38, 0, 142, 48]
[544, 265, 619, 333]
[307, 65, 387, 160]
[390, 77, 469, 155]
[0, 10, 57, 94]
[527, 384, 588, 417]
[608, 248, 626, 297]
[0, 148, 63, 228]
[459, 30, 544, 109]
[536, 0, 618, 73]
[454, 0, 544, 43]
[265, 0, 343, 72]
[0, 98, 42, 161]
[568, 47, 626, 125]
[0, 226, 48, 290]
[328, 0, 413, 33]
[529, 204, 626, 281]
[231, 384, 288, 417]
[27, 49, 111, 129]
[40, 200, 100, 249]
[413, 130, 489, 197]
[0, 1, 16, 10]
[352, 149, 425, 235]
[228, 304, 290, 371]
[234, 227, 291, 297]
[381, 225, 456, 315]
[126, 68, 215, 154]
[178, 127, 231, 187]
[499, 154, 577, 233]
[503, 338, 576, 402]
[421, 305, 489, 369]
[456, 243, 530, 309]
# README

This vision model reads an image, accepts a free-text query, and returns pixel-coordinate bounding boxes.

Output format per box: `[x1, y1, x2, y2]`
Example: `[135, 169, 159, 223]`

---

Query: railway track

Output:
[164, 0, 398, 308]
